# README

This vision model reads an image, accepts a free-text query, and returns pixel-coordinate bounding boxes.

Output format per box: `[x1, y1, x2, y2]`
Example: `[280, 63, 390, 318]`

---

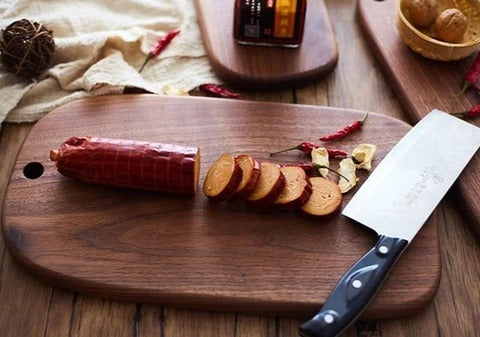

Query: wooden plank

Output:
[235, 315, 276, 337]
[163, 309, 236, 337]
[43, 289, 75, 337]
[357, 0, 480, 240]
[194, 0, 338, 89]
[240, 88, 295, 103]
[432, 199, 480, 337]
[69, 296, 136, 337]
[0, 254, 51, 337]
[136, 304, 164, 337]
[379, 305, 440, 337]
[323, 0, 405, 118]
[294, 82, 328, 106]
[2, 94, 439, 319]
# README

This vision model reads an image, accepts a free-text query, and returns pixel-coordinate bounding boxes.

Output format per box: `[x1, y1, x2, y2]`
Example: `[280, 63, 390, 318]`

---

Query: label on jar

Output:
[273, 0, 298, 38]
[234, 0, 306, 46]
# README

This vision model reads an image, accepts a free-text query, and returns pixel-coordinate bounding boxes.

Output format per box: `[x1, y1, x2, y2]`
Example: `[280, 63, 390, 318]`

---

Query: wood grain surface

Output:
[357, 0, 480, 241]
[2, 94, 439, 319]
[194, 0, 338, 89]
[1, 1, 480, 336]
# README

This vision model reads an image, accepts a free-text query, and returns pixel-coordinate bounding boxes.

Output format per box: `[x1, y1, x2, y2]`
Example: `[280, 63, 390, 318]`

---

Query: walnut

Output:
[402, 0, 438, 28]
[434, 8, 468, 43]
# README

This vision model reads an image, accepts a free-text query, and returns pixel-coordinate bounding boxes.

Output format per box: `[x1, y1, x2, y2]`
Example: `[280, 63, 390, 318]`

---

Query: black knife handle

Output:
[298, 235, 408, 337]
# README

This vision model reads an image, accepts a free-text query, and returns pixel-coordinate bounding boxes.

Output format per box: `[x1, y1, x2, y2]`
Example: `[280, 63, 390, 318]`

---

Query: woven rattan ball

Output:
[0, 19, 55, 79]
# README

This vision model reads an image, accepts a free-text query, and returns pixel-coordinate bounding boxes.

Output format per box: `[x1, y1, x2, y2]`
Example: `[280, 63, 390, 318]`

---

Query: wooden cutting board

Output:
[357, 0, 480, 240]
[2, 95, 440, 320]
[194, 0, 338, 89]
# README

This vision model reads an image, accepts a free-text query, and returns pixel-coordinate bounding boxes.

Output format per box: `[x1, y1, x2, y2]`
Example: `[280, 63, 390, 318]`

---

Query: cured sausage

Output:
[50, 136, 200, 195]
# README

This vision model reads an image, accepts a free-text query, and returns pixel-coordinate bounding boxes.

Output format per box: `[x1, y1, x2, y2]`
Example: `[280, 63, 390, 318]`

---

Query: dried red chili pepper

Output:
[199, 83, 240, 98]
[269, 141, 347, 157]
[289, 162, 349, 182]
[327, 149, 349, 157]
[319, 112, 369, 142]
[450, 104, 480, 118]
[138, 29, 180, 73]
[455, 53, 480, 96]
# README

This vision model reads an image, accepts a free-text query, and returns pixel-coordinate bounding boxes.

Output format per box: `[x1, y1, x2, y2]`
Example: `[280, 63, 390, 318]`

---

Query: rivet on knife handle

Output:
[298, 235, 408, 337]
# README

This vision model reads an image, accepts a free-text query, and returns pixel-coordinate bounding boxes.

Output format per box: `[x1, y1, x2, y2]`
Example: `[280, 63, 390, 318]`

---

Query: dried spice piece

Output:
[0, 19, 55, 78]
[319, 112, 369, 142]
[311, 147, 330, 178]
[352, 143, 377, 171]
[290, 162, 349, 182]
[198, 83, 240, 98]
[162, 85, 189, 96]
[456, 53, 480, 96]
[337, 158, 358, 193]
[269, 141, 347, 157]
[138, 29, 180, 73]
[326, 149, 349, 157]
[450, 105, 480, 118]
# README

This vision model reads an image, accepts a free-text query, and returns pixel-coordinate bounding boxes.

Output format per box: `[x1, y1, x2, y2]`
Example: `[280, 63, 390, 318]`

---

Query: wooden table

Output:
[1, 1, 479, 336]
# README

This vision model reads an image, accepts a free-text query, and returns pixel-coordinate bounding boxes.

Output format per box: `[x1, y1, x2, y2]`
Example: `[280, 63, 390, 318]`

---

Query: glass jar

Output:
[233, 0, 307, 48]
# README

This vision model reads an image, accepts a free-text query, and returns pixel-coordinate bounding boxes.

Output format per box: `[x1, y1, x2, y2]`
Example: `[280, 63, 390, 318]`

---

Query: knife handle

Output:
[298, 235, 408, 337]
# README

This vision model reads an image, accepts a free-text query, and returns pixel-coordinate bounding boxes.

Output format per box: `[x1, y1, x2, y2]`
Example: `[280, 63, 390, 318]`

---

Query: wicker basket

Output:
[397, 0, 480, 61]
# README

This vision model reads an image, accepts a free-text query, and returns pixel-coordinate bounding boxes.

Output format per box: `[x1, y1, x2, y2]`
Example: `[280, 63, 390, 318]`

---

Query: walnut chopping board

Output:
[357, 0, 480, 240]
[2, 95, 440, 319]
[194, 0, 338, 89]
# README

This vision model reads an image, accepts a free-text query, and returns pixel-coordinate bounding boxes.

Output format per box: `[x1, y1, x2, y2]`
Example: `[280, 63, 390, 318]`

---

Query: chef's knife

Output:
[299, 110, 480, 337]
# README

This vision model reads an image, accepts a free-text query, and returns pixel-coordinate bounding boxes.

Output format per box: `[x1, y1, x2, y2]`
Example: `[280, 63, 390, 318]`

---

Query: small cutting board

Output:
[194, 0, 338, 89]
[2, 95, 439, 319]
[357, 0, 480, 240]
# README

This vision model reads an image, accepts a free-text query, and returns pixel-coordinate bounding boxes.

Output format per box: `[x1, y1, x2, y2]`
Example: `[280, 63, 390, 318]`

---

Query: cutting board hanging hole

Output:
[23, 162, 44, 179]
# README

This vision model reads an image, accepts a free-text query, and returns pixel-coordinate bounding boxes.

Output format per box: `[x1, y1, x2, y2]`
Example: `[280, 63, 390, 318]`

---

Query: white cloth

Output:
[0, 0, 218, 129]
